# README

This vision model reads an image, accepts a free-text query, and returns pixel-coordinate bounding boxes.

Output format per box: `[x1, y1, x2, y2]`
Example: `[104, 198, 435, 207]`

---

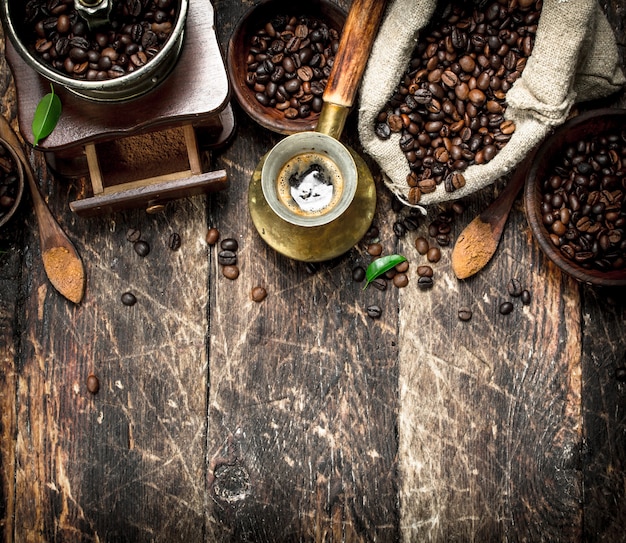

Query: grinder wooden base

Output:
[4, 0, 234, 216]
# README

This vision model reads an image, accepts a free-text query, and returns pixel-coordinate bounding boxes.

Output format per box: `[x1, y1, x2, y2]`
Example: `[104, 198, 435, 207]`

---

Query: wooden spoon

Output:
[0, 116, 85, 303]
[451, 156, 530, 280]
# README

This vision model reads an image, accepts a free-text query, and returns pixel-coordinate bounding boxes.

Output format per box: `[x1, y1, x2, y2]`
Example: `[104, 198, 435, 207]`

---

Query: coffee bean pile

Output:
[218, 237, 240, 280]
[539, 129, 626, 272]
[374, 0, 540, 204]
[24, 0, 178, 81]
[0, 143, 20, 222]
[244, 14, 340, 120]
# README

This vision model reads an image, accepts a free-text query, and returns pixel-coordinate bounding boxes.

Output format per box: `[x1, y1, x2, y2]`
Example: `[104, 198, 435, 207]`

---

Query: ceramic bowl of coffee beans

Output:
[227, 0, 346, 135]
[524, 108, 626, 287]
[0, 137, 24, 230]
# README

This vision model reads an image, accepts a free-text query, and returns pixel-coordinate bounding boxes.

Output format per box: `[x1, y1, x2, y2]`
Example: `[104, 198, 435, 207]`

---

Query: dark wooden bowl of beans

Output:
[0, 137, 24, 229]
[227, 0, 346, 135]
[524, 109, 626, 287]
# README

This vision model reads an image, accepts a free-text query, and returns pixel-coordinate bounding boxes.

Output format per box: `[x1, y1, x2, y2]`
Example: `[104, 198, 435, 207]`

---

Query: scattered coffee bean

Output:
[393, 273, 409, 288]
[417, 276, 434, 290]
[426, 247, 441, 263]
[521, 289, 531, 305]
[415, 236, 429, 255]
[366, 305, 383, 319]
[220, 238, 239, 252]
[168, 232, 181, 251]
[126, 228, 141, 243]
[367, 243, 383, 257]
[352, 265, 366, 282]
[86, 374, 100, 395]
[499, 301, 514, 315]
[416, 265, 433, 277]
[133, 240, 150, 257]
[395, 260, 410, 273]
[218, 250, 237, 266]
[507, 278, 523, 297]
[458, 307, 473, 321]
[370, 277, 387, 291]
[616, 366, 626, 382]
[121, 292, 137, 306]
[206, 227, 220, 245]
[222, 265, 240, 280]
[251, 286, 267, 302]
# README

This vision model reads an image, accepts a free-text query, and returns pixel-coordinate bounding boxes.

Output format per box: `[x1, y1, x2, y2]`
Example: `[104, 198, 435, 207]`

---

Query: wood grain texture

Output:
[396, 190, 583, 542]
[1, 1, 626, 542]
[12, 174, 211, 541]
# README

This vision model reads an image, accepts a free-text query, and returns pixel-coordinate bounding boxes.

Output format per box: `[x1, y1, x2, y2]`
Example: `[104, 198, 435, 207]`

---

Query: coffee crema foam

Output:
[276, 152, 344, 217]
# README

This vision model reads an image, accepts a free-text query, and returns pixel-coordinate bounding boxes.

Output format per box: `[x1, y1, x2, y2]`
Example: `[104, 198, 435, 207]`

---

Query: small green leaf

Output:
[363, 254, 407, 289]
[32, 84, 62, 146]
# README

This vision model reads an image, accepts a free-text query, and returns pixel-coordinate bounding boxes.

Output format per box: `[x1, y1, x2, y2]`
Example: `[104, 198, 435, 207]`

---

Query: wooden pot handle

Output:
[323, 0, 388, 109]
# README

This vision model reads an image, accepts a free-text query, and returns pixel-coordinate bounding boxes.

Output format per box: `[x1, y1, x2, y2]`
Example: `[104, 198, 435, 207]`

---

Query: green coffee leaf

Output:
[32, 84, 62, 146]
[364, 254, 407, 289]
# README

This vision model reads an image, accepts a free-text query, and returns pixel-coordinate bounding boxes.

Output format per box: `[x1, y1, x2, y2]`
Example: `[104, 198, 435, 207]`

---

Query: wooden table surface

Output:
[1, 1, 625, 541]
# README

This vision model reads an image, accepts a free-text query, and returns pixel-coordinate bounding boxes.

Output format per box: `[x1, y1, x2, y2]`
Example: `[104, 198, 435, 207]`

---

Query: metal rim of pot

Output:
[0, 0, 189, 102]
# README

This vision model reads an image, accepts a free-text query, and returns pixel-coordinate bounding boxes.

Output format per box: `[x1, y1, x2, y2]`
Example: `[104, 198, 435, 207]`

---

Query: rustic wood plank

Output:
[11, 166, 211, 541]
[396, 188, 584, 541]
[204, 103, 401, 541]
[581, 287, 626, 542]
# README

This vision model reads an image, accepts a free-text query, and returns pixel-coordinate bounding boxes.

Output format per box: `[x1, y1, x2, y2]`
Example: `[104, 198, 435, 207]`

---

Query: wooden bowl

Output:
[227, 0, 346, 135]
[524, 108, 626, 287]
[0, 137, 24, 229]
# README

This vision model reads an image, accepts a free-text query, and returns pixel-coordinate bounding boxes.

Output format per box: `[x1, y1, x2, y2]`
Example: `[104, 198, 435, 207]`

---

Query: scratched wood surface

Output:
[1, 1, 625, 542]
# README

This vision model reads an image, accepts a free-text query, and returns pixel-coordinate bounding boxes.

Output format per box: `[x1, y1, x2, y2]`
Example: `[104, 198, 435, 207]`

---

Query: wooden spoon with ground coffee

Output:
[0, 115, 85, 303]
[451, 155, 531, 280]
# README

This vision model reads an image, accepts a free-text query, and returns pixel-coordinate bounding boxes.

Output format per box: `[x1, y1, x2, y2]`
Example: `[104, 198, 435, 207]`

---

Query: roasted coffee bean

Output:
[458, 307, 473, 321]
[417, 276, 434, 290]
[168, 232, 181, 251]
[352, 266, 366, 282]
[26, 1, 178, 81]
[206, 227, 220, 245]
[218, 250, 237, 266]
[121, 292, 137, 306]
[125, 228, 141, 242]
[521, 289, 531, 305]
[245, 13, 340, 121]
[220, 238, 239, 252]
[539, 128, 626, 272]
[499, 301, 514, 315]
[367, 243, 383, 257]
[133, 240, 150, 257]
[395, 260, 410, 273]
[366, 305, 382, 319]
[393, 273, 409, 288]
[393, 220, 407, 238]
[426, 247, 441, 263]
[251, 286, 267, 302]
[616, 367, 626, 382]
[507, 278, 523, 297]
[417, 265, 433, 277]
[222, 265, 240, 280]
[86, 374, 100, 395]
[370, 277, 387, 291]
[375, 0, 540, 191]
[414, 236, 429, 255]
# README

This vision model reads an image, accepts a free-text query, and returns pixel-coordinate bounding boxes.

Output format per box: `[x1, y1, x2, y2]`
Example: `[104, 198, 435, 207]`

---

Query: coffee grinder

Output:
[1, 0, 234, 217]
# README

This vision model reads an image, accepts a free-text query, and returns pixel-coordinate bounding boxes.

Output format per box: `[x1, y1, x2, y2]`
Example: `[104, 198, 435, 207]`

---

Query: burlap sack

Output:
[358, 0, 626, 208]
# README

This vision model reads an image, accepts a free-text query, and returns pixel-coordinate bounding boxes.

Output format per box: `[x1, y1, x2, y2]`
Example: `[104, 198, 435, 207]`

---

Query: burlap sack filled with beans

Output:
[357, 0, 626, 208]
